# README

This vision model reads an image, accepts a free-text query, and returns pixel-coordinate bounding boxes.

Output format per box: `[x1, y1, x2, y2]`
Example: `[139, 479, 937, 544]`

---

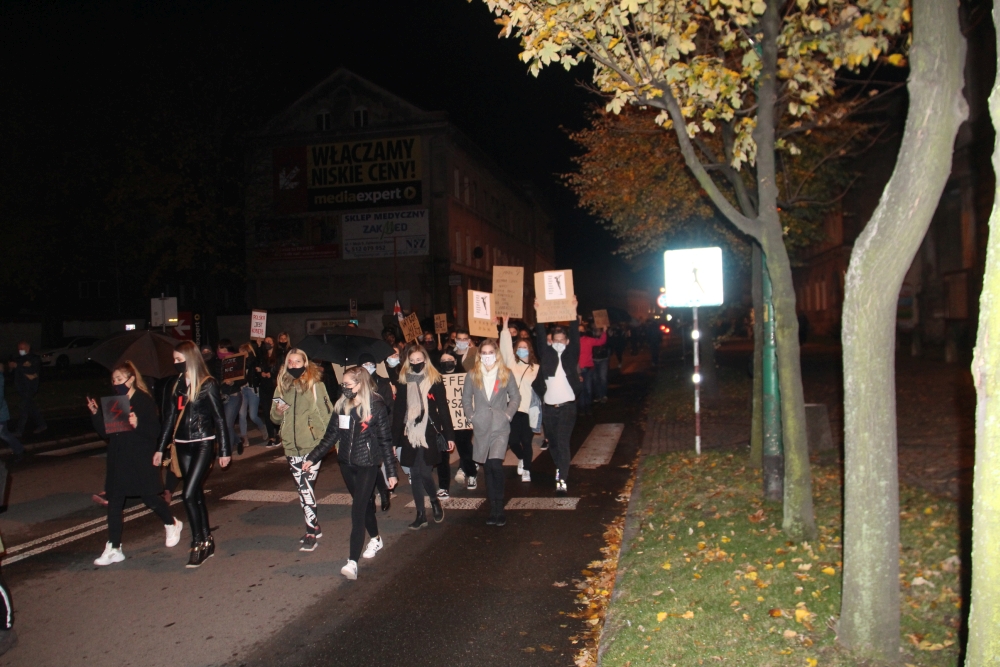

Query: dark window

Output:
[353, 107, 368, 128]
[316, 111, 332, 131]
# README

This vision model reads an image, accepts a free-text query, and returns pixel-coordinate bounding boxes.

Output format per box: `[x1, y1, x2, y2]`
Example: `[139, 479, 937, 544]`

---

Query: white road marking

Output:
[504, 497, 580, 510]
[571, 423, 624, 469]
[404, 497, 486, 510]
[222, 490, 300, 503]
[37, 441, 107, 457]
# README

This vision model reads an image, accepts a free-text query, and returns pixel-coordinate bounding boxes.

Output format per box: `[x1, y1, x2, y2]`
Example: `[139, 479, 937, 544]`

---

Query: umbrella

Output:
[295, 329, 394, 367]
[88, 330, 182, 379]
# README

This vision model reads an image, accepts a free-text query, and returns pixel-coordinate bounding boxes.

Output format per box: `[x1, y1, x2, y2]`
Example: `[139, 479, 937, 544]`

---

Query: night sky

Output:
[2, 0, 648, 304]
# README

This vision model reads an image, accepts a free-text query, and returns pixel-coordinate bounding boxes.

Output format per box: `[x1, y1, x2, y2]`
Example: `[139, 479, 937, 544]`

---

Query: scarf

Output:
[405, 372, 431, 449]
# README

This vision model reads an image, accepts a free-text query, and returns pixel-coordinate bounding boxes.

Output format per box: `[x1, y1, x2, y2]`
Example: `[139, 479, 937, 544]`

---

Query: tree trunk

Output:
[838, 0, 967, 660]
[750, 242, 764, 469]
[965, 6, 1000, 663]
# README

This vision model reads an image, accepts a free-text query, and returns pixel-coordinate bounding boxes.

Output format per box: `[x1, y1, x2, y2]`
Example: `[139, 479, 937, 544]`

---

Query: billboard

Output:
[342, 209, 429, 260]
[273, 136, 422, 213]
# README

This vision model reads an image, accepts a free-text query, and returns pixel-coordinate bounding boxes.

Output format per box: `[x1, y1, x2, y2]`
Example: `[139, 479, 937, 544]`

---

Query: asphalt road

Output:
[0, 354, 653, 667]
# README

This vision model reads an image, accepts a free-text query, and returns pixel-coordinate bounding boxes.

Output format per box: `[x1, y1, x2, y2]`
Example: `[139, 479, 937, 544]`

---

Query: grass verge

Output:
[591, 452, 962, 666]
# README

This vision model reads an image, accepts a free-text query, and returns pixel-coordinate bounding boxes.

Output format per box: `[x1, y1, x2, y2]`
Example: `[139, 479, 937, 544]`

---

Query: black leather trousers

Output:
[176, 440, 215, 546]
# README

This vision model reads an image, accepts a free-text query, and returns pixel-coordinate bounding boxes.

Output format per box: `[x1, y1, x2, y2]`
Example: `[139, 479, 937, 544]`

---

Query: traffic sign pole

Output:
[693, 306, 701, 455]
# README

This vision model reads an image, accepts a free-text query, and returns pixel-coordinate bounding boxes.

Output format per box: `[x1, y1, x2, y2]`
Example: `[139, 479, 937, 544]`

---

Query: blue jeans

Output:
[0, 422, 24, 457]
[222, 391, 242, 446]
[593, 357, 609, 401]
[579, 367, 594, 412]
[238, 386, 267, 439]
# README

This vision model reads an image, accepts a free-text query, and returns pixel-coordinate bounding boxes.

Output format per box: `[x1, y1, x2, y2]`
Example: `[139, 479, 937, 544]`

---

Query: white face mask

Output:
[480, 354, 496, 367]
[18, 350, 27, 356]
[386, 356, 400, 368]
[363, 364, 376, 375]
[552, 342, 566, 354]
[455, 340, 469, 352]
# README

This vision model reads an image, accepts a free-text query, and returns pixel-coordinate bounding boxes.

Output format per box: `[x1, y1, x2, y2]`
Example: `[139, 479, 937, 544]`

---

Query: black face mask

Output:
[341, 386, 357, 400]
[441, 361, 456, 373]
[409, 362, 425, 374]
[113, 382, 130, 396]
[278, 341, 288, 349]
[287, 367, 305, 379]
[173, 361, 186, 375]
[262, 343, 272, 351]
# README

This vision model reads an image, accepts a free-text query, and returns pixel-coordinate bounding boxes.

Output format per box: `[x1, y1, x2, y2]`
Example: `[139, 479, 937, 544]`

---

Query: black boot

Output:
[380, 490, 391, 512]
[186, 542, 208, 568]
[495, 500, 507, 527]
[409, 511, 428, 530]
[204, 535, 215, 559]
[485, 501, 498, 526]
[431, 498, 444, 523]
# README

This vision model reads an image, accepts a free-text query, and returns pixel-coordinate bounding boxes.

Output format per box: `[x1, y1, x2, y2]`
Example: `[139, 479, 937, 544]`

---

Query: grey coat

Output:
[462, 371, 521, 463]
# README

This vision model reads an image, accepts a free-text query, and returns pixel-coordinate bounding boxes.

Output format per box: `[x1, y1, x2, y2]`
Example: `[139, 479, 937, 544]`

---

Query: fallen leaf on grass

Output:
[657, 612, 667, 622]
[911, 576, 935, 588]
[523, 647, 536, 653]
[681, 610, 695, 619]
[661, 563, 671, 570]
[768, 608, 784, 617]
[821, 567, 836, 576]
[748, 509, 766, 523]
[540, 645, 554, 652]
[806, 659, 818, 667]
[783, 629, 798, 639]
[651, 590, 663, 596]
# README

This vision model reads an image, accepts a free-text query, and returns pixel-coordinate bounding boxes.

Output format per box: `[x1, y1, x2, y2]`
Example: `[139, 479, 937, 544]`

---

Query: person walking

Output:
[257, 336, 281, 447]
[533, 297, 581, 495]
[8, 342, 45, 436]
[0, 374, 24, 462]
[270, 348, 334, 552]
[359, 352, 394, 512]
[499, 316, 539, 483]
[303, 367, 397, 580]
[578, 324, 607, 416]
[393, 344, 454, 530]
[237, 343, 269, 447]
[211, 339, 244, 455]
[154, 342, 232, 568]
[450, 329, 479, 488]
[431, 350, 461, 497]
[462, 338, 520, 526]
[592, 330, 611, 403]
[88, 361, 182, 566]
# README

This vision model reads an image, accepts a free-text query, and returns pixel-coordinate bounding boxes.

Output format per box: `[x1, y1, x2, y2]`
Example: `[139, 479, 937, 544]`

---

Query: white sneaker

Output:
[521, 470, 531, 483]
[362, 536, 383, 559]
[467, 476, 478, 490]
[164, 519, 183, 548]
[517, 460, 524, 476]
[436, 489, 449, 498]
[454, 469, 466, 484]
[341, 559, 358, 580]
[94, 542, 125, 566]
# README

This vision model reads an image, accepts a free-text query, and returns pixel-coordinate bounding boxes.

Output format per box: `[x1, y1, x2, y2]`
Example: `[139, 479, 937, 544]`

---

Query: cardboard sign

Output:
[250, 310, 267, 340]
[401, 312, 423, 343]
[101, 396, 132, 434]
[534, 270, 577, 323]
[221, 354, 246, 382]
[442, 373, 472, 430]
[593, 309, 611, 329]
[467, 290, 497, 338]
[434, 313, 449, 334]
[492, 266, 524, 318]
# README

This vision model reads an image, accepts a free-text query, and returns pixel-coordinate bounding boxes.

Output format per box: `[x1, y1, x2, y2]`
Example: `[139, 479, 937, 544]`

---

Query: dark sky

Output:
[2, 0, 651, 301]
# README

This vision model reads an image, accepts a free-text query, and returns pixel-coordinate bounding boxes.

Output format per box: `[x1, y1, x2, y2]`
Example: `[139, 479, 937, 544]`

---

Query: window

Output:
[353, 106, 368, 128]
[454, 169, 461, 198]
[455, 231, 462, 263]
[463, 177, 470, 205]
[316, 110, 332, 131]
[466, 234, 472, 265]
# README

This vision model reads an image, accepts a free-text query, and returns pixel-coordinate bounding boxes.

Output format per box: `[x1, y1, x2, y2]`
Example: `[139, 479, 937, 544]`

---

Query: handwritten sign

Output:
[593, 309, 610, 329]
[492, 266, 524, 318]
[467, 290, 497, 338]
[250, 310, 267, 340]
[442, 373, 471, 430]
[101, 396, 132, 434]
[221, 354, 246, 382]
[434, 313, 448, 335]
[533, 270, 577, 323]
[401, 312, 423, 343]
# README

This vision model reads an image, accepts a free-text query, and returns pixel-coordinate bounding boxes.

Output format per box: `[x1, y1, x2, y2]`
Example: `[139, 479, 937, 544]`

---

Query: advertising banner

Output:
[342, 210, 429, 260]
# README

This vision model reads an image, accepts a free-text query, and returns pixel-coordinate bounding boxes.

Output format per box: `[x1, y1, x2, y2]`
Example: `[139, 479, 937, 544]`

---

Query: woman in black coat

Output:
[392, 344, 455, 530]
[86, 361, 182, 566]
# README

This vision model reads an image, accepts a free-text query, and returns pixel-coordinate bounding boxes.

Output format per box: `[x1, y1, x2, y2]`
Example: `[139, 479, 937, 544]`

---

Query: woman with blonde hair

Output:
[270, 348, 333, 553]
[155, 341, 231, 568]
[462, 338, 520, 526]
[392, 344, 454, 530]
[303, 366, 397, 579]
[87, 361, 182, 566]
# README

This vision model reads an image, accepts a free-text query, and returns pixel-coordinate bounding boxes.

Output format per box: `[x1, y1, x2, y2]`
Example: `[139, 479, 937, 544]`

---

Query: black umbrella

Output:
[88, 330, 182, 379]
[295, 329, 394, 367]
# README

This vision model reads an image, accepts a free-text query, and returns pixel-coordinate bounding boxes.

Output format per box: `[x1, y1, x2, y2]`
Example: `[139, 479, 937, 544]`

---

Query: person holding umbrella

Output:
[88, 361, 183, 566]
[154, 342, 231, 568]
[270, 348, 334, 552]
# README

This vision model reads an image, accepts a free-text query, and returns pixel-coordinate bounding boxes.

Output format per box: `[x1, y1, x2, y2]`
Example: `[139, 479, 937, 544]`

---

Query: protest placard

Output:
[467, 290, 497, 338]
[492, 266, 524, 318]
[250, 310, 267, 340]
[593, 309, 610, 329]
[101, 396, 132, 434]
[533, 270, 577, 323]
[442, 373, 471, 430]
[401, 312, 423, 343]
[434, 313, 448, 334]
[221, 354, 246, 382]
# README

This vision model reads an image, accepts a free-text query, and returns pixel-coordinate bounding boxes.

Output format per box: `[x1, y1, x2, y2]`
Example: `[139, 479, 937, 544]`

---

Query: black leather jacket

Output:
[308, 394, 397, 477]
[157, 376, 232, 458]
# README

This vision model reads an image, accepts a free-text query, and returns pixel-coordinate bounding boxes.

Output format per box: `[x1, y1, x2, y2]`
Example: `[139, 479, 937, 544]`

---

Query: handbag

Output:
[163, 382, 186, 478]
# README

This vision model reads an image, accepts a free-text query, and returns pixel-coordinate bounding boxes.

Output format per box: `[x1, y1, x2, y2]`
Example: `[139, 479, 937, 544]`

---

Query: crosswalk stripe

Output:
[571, 423, 624, 469]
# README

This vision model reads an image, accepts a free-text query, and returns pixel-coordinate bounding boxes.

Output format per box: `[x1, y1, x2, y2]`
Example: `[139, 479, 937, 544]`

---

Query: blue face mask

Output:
[516, 348, 530, 360]
[386, 356, 400, 368]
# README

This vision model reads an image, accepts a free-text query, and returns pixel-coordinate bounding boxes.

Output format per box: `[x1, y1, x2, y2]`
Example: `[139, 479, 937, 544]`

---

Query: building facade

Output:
[244, 69, 554, 337]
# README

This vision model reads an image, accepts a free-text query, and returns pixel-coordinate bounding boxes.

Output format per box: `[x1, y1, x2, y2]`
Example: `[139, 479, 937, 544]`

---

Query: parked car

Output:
[39, 336, 100, 369]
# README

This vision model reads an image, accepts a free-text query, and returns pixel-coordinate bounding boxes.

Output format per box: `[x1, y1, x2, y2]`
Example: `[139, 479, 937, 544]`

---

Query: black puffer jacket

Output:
[157, 376, 232, 458]
[308, 394, 397, 476]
